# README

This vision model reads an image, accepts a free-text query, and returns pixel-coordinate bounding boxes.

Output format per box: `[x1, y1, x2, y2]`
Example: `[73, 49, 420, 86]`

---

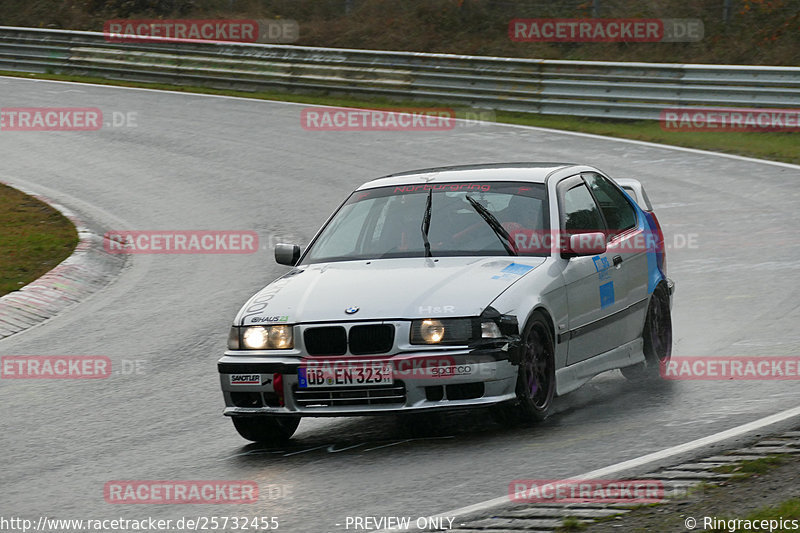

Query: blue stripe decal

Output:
[642, 210, 663, 294]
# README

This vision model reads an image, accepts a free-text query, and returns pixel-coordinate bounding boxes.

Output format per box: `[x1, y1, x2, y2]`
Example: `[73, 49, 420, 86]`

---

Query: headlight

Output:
[243, 327, 270, 349]
[410, 318, 474, 344]
[420, 319, 445, 343]
[229, 325, 294, 350]
[268, 324, 293, 349]
[481, 321, 502, 338]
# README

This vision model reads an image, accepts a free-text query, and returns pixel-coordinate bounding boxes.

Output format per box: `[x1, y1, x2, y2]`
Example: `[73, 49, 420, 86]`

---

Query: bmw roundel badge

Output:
[345, 306, 359, 314]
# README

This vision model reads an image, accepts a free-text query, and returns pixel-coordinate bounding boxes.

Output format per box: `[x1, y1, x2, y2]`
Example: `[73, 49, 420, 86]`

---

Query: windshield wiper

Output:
[421, 189, 433, 257]
[465, 195, 518, 256]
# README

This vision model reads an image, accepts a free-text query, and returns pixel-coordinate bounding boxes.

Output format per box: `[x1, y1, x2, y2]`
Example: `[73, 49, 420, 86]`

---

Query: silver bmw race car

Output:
[218, 163, 674, 443]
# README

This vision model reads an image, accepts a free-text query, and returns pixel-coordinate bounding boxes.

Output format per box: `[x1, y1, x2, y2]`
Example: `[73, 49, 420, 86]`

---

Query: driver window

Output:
[562, 183, 605, 232]
[583, 173, 636, 234]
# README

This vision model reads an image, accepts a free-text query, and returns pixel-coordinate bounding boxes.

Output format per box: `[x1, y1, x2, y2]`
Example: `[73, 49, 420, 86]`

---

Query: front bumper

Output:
[218, 347, 518, 417]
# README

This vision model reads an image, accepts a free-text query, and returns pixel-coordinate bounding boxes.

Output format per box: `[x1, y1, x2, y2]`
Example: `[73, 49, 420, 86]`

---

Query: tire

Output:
[621, 284, 672, 381]
[231, 415, 300, 444]
[492, 312, 556, 424]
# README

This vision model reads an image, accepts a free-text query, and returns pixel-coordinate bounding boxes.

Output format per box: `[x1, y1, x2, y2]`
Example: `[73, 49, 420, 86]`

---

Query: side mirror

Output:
[275, 243, 301, 266]
[568, 232, 607, 256]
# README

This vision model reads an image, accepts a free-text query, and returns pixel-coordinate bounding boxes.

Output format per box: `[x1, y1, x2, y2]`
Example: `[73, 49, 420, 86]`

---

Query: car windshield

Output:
[303, 181, 549, 263]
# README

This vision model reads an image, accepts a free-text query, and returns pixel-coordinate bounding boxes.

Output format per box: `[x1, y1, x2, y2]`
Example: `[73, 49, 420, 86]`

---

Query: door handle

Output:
[613, 255, 623, 268]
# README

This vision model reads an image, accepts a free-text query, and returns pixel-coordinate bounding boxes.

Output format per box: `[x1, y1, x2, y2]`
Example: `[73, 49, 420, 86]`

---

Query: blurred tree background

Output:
[0, 0, 797, 64]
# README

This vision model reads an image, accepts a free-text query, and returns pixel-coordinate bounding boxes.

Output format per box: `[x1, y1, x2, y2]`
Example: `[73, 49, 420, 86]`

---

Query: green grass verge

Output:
[0, 183, 78, 297]
[493, 112, 800, 166]
[714, 455, 787, 481]
[2, 70, 798, 165]
[557, 516, 588, 532]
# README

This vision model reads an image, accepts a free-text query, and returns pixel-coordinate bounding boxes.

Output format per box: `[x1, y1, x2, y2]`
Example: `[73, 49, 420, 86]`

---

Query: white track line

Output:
[379, 404, 800, 532]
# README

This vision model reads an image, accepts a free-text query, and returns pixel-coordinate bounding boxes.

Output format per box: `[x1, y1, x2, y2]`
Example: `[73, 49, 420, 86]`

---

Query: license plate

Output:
[298, 362, 393, 388]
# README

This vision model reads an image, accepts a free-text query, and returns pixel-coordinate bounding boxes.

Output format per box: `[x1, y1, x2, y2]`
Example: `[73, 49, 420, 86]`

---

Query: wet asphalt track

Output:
[1, 76, 799, 532]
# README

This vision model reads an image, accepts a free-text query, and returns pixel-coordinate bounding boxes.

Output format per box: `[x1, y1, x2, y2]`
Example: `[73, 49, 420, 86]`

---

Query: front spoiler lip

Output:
[222, 394, 516, 417]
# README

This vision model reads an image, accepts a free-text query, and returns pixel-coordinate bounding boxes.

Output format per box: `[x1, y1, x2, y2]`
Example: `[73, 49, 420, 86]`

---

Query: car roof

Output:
[357, 162, 589, 190]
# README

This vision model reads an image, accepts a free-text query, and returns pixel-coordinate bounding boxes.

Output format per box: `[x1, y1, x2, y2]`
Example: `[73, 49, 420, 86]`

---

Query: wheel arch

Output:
[519, 304, 564, 397]
[525, 305, 556, 342]
[516, 302, 557, 345]
[644, 278, 672, 327]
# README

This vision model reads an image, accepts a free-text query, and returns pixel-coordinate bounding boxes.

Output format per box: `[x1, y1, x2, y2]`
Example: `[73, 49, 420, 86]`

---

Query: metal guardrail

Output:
[1, 25, 798, 120]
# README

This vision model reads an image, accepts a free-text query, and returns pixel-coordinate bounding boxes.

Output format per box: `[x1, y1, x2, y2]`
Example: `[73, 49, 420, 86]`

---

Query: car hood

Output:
[236, 256, 546, 324]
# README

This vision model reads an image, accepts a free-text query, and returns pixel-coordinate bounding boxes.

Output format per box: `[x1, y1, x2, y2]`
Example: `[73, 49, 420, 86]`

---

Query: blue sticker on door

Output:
[599, 281, 615, 308]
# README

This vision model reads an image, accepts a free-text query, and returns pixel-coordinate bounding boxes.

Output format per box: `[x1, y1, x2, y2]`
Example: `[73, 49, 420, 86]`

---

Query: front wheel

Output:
[492, 312, 556, 424]
[621, 284, 672, 381]
[231, 415, 300, 444]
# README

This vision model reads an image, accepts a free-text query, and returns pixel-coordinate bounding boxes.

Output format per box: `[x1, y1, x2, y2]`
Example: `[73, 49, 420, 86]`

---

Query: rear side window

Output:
[583, 173, 637, 233]
[562, 183, 605, 232]
[621, 184, 653, 211]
